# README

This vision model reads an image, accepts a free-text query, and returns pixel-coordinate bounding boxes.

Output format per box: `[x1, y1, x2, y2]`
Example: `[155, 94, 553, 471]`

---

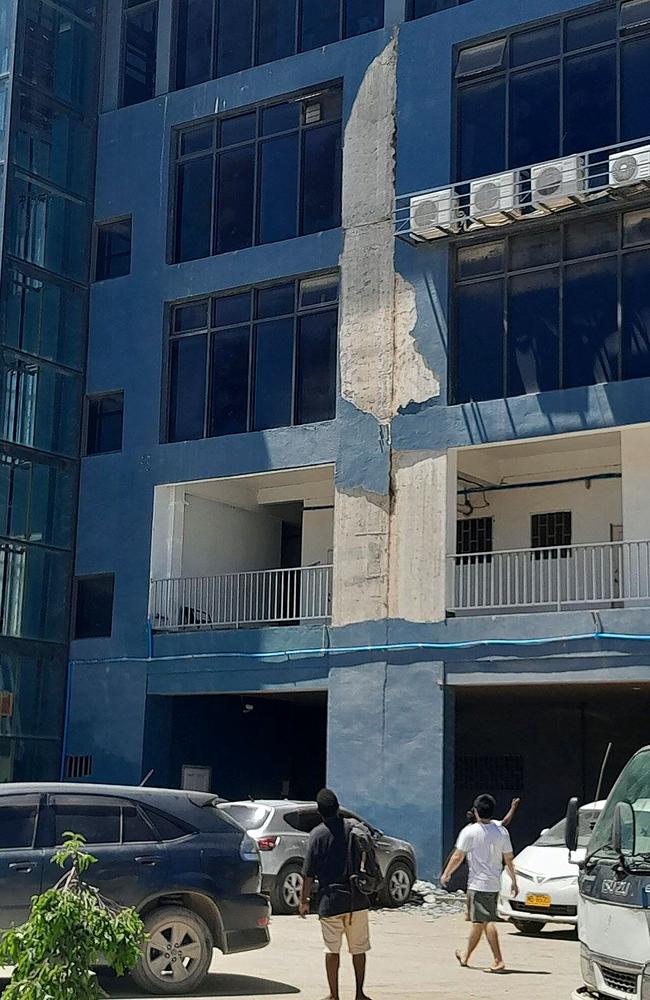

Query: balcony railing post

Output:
[557, 547, 562, 612]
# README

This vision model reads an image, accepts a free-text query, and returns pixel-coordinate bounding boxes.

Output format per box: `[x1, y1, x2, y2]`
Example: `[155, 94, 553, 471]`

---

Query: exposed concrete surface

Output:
[332, 490, 390, 625]
[93, 911, 580, 999]
[392, 274, 440, 414]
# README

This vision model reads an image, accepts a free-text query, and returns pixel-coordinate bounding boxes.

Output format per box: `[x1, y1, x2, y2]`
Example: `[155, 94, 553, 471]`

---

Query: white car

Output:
[498, 801, 604, 934]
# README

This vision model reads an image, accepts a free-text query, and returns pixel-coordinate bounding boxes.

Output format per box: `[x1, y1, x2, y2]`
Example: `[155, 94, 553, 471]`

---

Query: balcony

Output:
[448, 539, 650, 615]
[148, 465, 334, 633]
[150, 564, 333, 630]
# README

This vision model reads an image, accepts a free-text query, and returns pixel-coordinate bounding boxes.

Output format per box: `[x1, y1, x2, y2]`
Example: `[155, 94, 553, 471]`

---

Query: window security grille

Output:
[64, 755, 93, 779]
[456, 516, 493, 564]
[531, 511, 572, 558]
[456, 755, 524, 791]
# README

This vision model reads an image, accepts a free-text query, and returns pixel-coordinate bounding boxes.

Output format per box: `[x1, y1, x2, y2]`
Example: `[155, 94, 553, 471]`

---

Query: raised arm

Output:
[501, 797, 521, 829]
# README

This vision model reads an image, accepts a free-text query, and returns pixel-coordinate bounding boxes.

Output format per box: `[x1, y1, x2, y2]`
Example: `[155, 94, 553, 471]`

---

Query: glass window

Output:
[509, 64, 560, 168]
[51, 797, 121, 845]
[257, 0, 297, 65]
[0, 265, 86, 370]
[168, 275, 338, 441]
[95, 219, 132, 281]
[456, 38, 507, 78]
[144, 809, 190, 840]
[511, 24, 560, 66]
[22, 0, 96, 113]
[123, 805, 156, 843]
[176, 0, 213, 89]
[564, 49, 617, 156]
[173, 87, 342, 262]
[0, 353, 82, 457]
[216, 0, 253, 76]
[507, 270, 560, 396]
[458, 79, 506, 181]
[0, 542, 71, 642]
[86, 393, 124, 455]
[14, 91, 94, 199]
[301, 0, 339, 50]
[565, 8, 617, 50]
[455, 280, 504, 402]
[563, 257, 618, 389]
[620, 0, 650, 30]
[74, 574, 115, 639]
[121, 1, 158, 107]
[0, 796, 39, 848]
[0, 652, 66, 742]
[219, 803, 271, 828]
[8, 176, 90, 284]
[621, 33, 650, 142]
[345, 0, 382, 37]
[0, 453, 75, 549]
[453, 210, 650, 404]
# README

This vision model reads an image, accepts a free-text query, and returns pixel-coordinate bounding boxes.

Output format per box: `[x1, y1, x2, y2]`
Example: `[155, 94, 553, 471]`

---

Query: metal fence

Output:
[149, 565, 333, 630]
[448, 540, 650, 613]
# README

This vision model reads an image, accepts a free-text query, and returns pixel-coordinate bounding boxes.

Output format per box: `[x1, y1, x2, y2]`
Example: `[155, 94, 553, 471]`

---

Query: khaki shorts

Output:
[320, 910, 371, 955]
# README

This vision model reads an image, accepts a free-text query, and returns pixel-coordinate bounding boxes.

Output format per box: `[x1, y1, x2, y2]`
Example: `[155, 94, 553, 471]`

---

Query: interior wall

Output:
[621, 425, 650, 541]
[147, 694, 328, 800]
[302, 507, 334, 565]
[181, 494, 282, 577]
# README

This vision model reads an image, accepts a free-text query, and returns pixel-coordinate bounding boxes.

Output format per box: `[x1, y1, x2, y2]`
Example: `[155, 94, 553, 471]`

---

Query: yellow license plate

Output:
[526, 894, 551, 908]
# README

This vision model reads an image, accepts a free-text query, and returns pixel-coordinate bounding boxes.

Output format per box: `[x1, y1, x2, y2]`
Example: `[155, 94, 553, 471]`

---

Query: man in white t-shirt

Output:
[441, 794, 518, 973]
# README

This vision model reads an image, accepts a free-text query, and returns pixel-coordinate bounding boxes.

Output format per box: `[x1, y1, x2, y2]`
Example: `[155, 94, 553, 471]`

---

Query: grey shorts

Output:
[468, 890, 499, 924]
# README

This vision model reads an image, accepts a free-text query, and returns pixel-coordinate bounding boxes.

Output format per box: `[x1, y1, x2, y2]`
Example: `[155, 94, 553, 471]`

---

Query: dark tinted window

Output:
[123, 805, 156, 843]
[121, 1, 158, 107]
[144, 809, 190, 841]
[173, 88, 342, 263]
[453, 209, 650, 403]
[86, 393, 124, 455]
[74, 574, 115, 639]
[95, 220, 132, 281]
[456, 5, 650, 180]
[52, 797, 121, 845]
[174, 0, 382, 88]
[0, 795, 39, 848]
[167, 275, 338, 442]
[284, 809, 321, 833]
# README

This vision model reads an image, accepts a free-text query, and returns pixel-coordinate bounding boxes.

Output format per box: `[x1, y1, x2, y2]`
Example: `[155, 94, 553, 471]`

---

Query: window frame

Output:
[83, 391, 125, 456]
[452, 0, 650, 183]
[0, 793, 43, 851]
[169, 84, 343, 264]
[163, 271, 339, 443]
[73, 572, 115, 640]
[450, 203, 650, 404]
[93, 217, 132, 283]
[172, 0, 383, 90]
[44, 794, 162, 847]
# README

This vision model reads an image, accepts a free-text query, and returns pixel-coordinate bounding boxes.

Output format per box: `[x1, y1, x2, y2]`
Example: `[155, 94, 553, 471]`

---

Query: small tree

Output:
[0, 832, 145, 1000]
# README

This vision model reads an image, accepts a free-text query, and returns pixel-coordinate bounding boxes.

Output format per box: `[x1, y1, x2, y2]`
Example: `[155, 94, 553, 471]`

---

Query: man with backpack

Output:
[299, 788, 379, 1000]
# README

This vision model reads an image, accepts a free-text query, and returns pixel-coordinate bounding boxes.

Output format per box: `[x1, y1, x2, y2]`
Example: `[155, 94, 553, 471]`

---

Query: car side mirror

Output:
[565, 797, 579, 853]
[540, 828, 549, 836]
[612, 801, 635, 860]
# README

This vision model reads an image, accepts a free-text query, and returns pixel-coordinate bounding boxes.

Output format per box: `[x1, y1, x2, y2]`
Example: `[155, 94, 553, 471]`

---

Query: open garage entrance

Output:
[452, 682, 650, 855]
[143, 691, 327, 800]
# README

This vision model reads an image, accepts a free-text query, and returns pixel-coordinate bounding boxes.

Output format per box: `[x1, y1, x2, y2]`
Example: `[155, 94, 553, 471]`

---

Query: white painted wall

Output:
[150, 485, 185, 580]
[181, 494, 282, 578]
[621, 426, 650, 541]
[302, 507, 334, 566]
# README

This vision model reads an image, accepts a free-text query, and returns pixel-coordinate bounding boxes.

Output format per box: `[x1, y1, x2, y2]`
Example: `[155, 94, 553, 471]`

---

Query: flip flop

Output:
[455, 950, 468, 967]
[484, 966, 506, 974]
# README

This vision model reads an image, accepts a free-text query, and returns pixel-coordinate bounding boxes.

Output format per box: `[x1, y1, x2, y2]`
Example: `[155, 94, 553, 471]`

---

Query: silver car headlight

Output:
[581, 945, 596, 990]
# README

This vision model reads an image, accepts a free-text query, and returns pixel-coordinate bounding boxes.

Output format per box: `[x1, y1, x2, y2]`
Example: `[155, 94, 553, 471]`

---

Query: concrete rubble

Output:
[381, 881, 466, 921]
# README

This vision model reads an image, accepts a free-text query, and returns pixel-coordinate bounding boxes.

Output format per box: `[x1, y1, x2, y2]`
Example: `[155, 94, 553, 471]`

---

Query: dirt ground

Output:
[93, 910, 582, 1000]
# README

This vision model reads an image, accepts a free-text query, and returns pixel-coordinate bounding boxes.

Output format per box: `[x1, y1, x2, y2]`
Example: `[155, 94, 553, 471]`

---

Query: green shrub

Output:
[0, 832, 145, 1000]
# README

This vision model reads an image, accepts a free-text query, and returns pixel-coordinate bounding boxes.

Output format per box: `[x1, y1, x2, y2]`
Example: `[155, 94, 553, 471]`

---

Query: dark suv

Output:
[0, 783, 270, 995]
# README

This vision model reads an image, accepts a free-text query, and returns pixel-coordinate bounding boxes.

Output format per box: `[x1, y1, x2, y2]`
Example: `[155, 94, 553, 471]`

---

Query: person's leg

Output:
[485, 922, 505, 971]
[346, 911, 372, 1000]
[462, 922, 485, 964]
[320, 917, 344, 999]
[352, 954, 368, 999]
[325, 954, 341, 999]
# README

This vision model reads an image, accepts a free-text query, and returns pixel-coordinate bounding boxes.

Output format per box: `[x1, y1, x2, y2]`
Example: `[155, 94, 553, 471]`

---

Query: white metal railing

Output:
[448, 540, 650, 614]
[149, 565, 333, 630]
[395, 134, 650, 242]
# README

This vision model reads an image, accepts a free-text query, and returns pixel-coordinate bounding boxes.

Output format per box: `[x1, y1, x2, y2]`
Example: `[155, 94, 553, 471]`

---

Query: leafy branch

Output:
[0, 832, 145, 1000]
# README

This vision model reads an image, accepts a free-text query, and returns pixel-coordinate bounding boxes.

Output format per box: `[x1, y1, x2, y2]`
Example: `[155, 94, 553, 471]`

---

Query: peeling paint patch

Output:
[392, 273, 440, 415]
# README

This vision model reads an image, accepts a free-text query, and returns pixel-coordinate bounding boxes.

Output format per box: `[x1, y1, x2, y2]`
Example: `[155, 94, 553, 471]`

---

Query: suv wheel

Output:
[272, 863, 304, 915]
[130, 906, 213, 995]
[378, 862, 414, 908]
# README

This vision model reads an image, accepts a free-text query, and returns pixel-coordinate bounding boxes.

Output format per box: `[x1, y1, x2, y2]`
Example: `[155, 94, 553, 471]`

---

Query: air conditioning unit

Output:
[409, 189, 457, 240]
[531, 156, 585, 208]
[609, 144, 650, 188]
[470, 171, 519, 223]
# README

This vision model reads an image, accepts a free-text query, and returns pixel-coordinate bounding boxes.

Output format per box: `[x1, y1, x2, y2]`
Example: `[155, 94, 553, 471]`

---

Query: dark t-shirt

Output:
[302, 815, 369, 918]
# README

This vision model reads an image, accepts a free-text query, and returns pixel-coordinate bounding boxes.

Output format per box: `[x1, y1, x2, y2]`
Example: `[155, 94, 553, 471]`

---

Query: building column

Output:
[621, 426, 650, 600]
[327, 659, 448, 878]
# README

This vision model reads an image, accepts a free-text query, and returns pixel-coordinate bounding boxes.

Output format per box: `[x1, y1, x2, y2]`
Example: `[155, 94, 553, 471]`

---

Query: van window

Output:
[123, 805, 156, 843]
[284, 809, 321, 833]
[51, 796, 121, 845]
[0, 795, 39, 849]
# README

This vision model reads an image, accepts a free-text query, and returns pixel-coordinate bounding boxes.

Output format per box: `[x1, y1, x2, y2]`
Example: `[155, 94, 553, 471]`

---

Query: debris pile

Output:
[397, 880, 466, 920]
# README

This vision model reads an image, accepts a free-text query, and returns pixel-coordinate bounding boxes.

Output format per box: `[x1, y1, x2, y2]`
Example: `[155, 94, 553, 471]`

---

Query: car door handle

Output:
[135, 856, 162, 866]
[9, 863, 34, 873]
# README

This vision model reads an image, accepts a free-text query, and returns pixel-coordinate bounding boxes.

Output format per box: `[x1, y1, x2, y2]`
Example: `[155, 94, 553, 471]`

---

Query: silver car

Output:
[219, 799, 417, 915]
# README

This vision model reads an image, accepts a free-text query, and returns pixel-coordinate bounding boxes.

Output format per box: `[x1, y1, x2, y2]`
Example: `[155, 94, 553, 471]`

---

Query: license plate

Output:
[526, 893, 551, 908]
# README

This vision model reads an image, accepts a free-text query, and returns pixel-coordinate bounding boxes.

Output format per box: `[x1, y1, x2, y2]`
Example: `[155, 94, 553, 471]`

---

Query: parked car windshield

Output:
[536, 809, 600, 849]
[219, 804, 271, 830]
[588, 749, 650, 861]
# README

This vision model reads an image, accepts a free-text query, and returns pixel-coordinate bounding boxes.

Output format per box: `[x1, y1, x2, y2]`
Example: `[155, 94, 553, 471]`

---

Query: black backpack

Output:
[346, 820, 384, 896]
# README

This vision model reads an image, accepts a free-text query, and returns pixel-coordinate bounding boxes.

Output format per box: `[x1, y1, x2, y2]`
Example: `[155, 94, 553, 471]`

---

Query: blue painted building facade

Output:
[65, 0, 650, 877]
